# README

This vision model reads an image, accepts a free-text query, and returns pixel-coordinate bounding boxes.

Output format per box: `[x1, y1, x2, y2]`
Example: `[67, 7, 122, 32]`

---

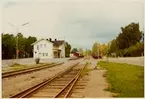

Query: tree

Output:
[2, 33, 16, 59]
[17, 33, 26, 58]
[108, 39, 118, 55]
[65, 42, 71, 57]
[107, 22, 144, 57]
[79, 48, 84, 55]
[101, 43, 108, 56]
[92, 43, 108, 57]
[25, 36, 37, 57]
[116, 22, 142, 49]
[84, 49, 91, 56]
[71, 48, 78, 53]
[92, 42, 101, 57]
[2, 33, 37, 59]
[126, 42, 144, 56]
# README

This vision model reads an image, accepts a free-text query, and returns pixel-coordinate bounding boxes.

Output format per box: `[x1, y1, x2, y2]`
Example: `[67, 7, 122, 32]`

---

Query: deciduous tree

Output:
[65, 42, 71, 57]
[116, 22, 142, 49]
[71, 48, 78, 53]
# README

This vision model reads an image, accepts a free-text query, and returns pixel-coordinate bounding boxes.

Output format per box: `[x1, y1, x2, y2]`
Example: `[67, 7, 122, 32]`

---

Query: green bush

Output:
[114, 42, 144, 57]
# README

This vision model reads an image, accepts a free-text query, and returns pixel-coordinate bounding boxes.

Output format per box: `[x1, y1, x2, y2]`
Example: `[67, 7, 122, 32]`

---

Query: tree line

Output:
[2, 33, 37, 59]
[92, 22, 144, 57]
[108, 22, 144, 57]
[61, 22, 144, 58]
[2, 33, 72, 59]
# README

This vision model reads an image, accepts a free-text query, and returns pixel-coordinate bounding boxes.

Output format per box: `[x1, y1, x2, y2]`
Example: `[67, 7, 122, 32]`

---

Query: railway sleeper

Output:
[52, 81, 70, 84]
[35, 89, 60, 93]
[76, 81, 88, 83]
[54, 79, 72, 81]
[44, 86, 64, 89]
[31, 95, 53, 98]
[72, 89, 84, 93]
[31, 92, 57, 97]
[74, 86, 86, 89]
[70, 93, 84, 98]
[49, 83, 68, 86]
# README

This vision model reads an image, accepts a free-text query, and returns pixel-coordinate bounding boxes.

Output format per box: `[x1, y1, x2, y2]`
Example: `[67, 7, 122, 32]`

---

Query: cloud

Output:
[2, 1, 144, 49]
[3, 2, 16, 8]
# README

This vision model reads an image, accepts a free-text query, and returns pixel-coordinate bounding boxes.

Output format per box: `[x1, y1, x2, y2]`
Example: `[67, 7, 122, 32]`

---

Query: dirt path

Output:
[82, 58, 112, 97]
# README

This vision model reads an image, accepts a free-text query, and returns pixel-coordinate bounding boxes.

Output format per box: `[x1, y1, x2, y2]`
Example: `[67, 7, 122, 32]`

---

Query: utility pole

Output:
[8, 22, 29, 61]
[107, 42, 110, 62]
[16, 27, 18, 59]
[98, 44, 99, 60]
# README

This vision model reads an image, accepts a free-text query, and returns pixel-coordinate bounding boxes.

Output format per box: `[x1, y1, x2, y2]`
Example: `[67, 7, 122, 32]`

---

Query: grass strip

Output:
[97, 61, 144, 97]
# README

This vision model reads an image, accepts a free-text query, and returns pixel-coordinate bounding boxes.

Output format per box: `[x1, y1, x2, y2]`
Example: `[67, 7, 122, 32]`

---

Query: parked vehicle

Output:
[73, 52, 79, 57]
[71, 52, 84, 58]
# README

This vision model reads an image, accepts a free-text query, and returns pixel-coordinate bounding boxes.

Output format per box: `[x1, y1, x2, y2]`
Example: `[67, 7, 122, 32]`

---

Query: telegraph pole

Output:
[98, 44, 99, 59]
[8, 22, 29, 61]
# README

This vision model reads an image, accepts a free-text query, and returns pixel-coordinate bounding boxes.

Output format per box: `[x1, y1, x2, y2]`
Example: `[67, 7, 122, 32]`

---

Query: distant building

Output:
[31, 38, 66, 58]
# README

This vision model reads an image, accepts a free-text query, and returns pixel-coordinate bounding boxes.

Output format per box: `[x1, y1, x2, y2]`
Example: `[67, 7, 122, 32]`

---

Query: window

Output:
[37, 45, 39, 50]
[44, 44, 46, 48]
[42, 53, 45, 56]
[40, 44, 42, 48]
[46, 53, 48, 56]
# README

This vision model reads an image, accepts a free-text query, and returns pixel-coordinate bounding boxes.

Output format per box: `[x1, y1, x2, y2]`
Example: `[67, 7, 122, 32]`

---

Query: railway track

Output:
[2, 62, 64, 78]
[10, 62, 87, 98]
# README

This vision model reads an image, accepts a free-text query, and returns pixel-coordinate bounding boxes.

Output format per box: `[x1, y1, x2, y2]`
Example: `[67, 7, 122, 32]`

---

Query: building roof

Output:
[31, 39, 53, 45]
[52, 40, 65, 46]
[31, 39, 65, 46]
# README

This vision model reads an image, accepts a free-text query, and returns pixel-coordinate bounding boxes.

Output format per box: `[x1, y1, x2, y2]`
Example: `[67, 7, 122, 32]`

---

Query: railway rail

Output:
[69, 57, 87, 61]
[2, 62, 64, 78]
[10, 62, 87, 98]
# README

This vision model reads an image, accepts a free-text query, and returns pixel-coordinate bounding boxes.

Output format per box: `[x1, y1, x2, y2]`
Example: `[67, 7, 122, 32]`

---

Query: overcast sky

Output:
[1, 0, 144, 50]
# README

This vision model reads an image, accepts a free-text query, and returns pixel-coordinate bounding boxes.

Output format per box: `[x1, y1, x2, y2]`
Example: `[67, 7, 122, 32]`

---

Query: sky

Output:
[1, 0, 144, 50]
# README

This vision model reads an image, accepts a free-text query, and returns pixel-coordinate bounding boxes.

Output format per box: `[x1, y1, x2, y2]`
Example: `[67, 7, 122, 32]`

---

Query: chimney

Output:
[49, 38, 52, 41]
[55, 39, 57, 41]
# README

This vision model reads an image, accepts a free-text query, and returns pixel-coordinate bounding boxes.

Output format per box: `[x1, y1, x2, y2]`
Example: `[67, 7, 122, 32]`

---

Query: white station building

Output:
[31, 38, 66, 58]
